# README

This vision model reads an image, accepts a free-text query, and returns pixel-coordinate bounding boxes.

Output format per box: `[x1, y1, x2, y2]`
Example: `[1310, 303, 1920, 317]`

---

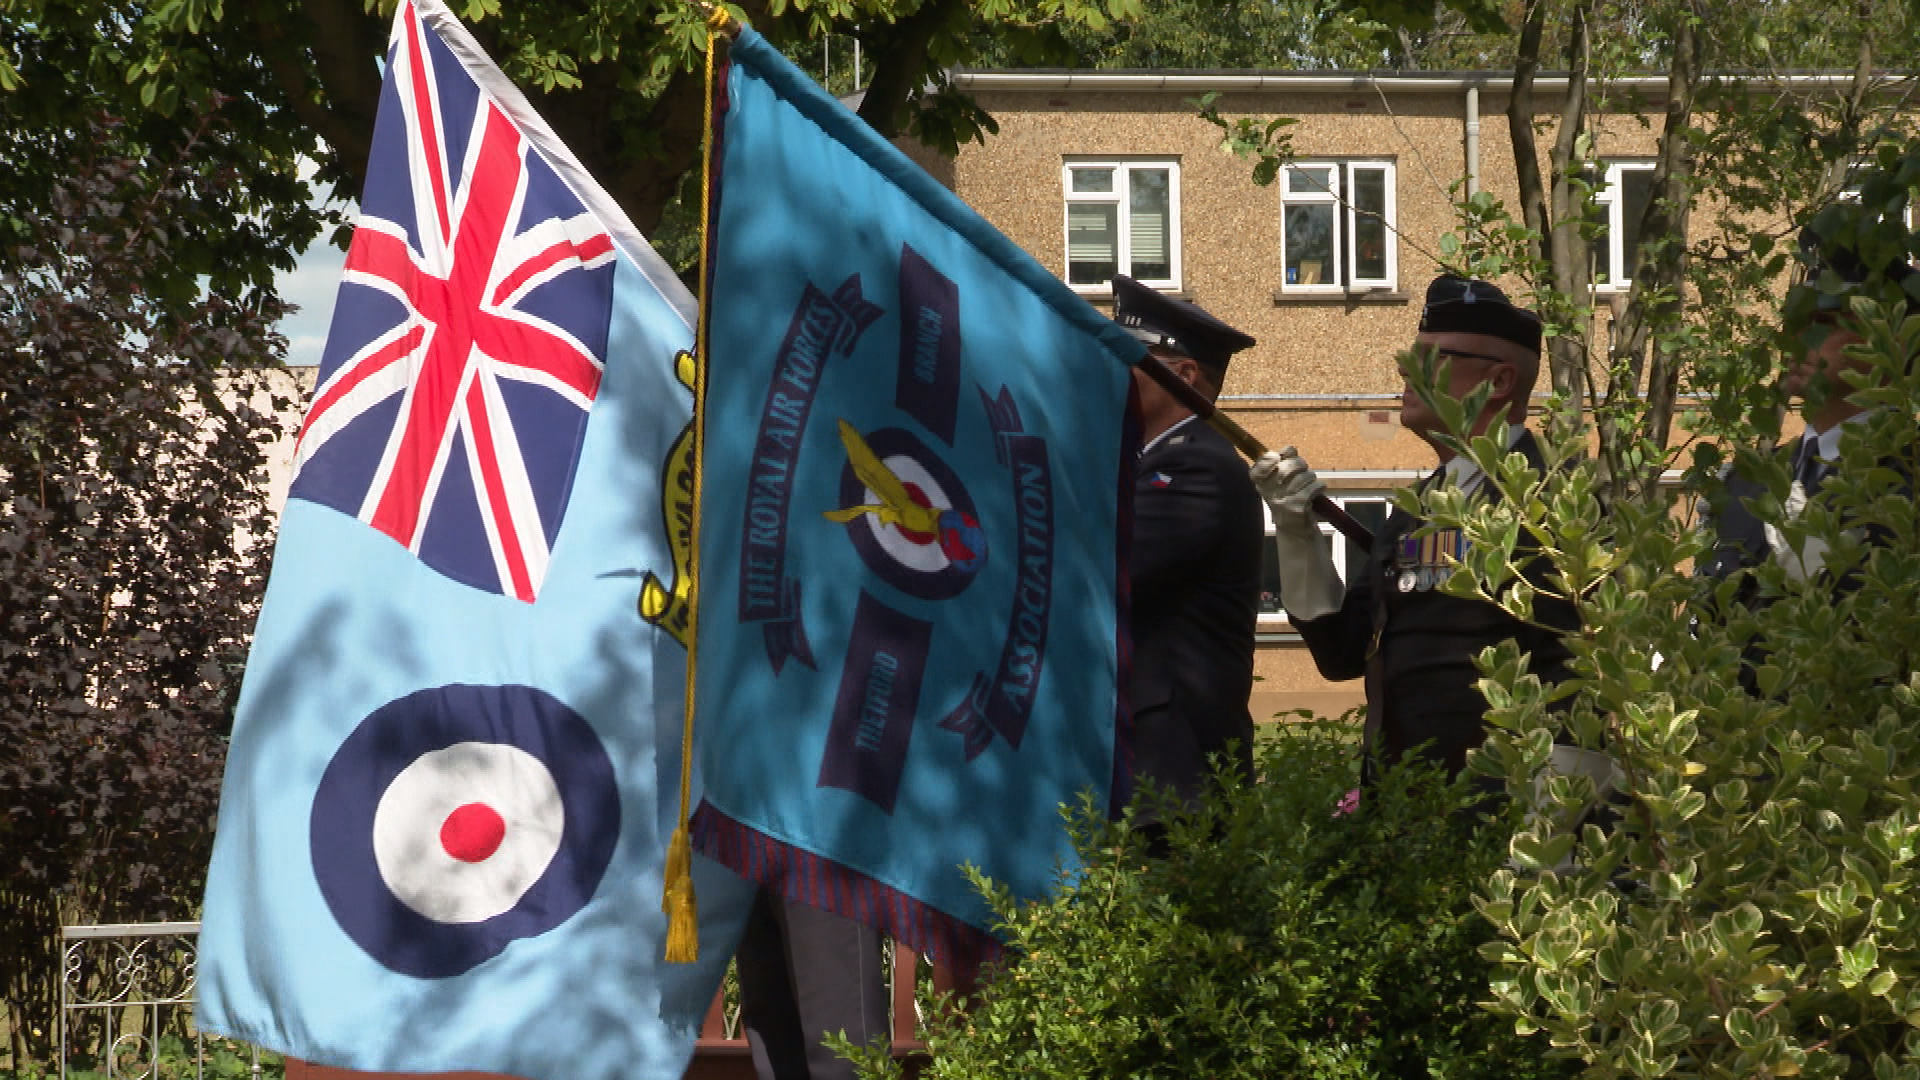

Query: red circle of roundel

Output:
[440, 803, 507, 863]
[310, 683, 619, 979]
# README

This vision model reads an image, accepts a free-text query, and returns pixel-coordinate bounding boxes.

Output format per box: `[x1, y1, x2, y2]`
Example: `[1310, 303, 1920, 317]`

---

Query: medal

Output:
[1398, 569, 1417, 592]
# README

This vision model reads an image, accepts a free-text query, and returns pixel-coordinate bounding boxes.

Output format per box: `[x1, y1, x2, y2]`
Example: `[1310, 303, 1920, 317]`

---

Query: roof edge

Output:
[947, 70, 1918, 94]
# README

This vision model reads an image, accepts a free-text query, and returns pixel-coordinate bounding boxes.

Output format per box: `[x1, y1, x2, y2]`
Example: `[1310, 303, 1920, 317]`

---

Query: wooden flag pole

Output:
[1136, 354, 1374, 553]
[693, 0, 1366, 554]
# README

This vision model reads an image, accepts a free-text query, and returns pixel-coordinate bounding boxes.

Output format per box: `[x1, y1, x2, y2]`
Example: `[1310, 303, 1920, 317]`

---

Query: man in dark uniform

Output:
[1698, 220, 1916, 594]
[1251, 274, 1578, 783]
[1111, 275, 1264, 818]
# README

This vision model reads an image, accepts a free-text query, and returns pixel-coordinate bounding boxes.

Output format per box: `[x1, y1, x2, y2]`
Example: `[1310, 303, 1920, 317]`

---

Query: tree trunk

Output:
[1816, 2, 1879, 202]
[1543, 0, 1593, 408]
[1506, 0, 1552, 270]
[1606, 0, 1707, 501]
[1509, 0, 1592, 441]
[857, 0, 968, 138]
[248, 0, 386, 198]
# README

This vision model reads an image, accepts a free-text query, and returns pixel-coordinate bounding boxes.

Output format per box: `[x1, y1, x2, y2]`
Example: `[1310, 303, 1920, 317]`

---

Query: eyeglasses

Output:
[1402, 344, 1512, 368]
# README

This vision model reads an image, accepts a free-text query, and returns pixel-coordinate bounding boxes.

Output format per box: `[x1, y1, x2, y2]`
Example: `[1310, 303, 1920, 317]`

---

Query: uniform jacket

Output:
[1697, 433, 1908, 590]
[1128, 418, 1263, 811]
[1697, 434, 1907, 692]
[1695, 449, 1782, 596]
[1295, 430, 1578, 779]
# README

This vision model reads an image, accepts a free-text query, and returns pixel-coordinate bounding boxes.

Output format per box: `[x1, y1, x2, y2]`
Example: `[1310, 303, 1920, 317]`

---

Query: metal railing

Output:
[58, 921, 263, 1080]
[56, 921, 929, 1080]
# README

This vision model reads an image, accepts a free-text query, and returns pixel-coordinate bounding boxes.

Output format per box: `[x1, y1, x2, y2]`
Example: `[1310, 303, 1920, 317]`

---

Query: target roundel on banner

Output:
[310, 683, 619, 979]
[838, 427, 986, 601]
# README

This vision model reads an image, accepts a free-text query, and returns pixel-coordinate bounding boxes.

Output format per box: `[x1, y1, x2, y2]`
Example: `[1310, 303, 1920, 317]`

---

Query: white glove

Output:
[1250, 447, 1326, 535]
[1517, 745, 1625, 875]
[1249, 448, 1344, 622]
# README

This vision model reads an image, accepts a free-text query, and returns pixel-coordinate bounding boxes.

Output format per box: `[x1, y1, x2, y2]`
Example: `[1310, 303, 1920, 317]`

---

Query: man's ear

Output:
[1488, 361, 1519, 407]
[1190, 359, 1230, 399]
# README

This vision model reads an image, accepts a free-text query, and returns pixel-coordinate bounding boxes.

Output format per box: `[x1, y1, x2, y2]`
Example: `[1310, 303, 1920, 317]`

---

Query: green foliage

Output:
[1410, 146, 1920, 1078]
[859, 724, 1577, 1080]
[4, 1035, 285, 1080]
[1044, 0, 1396, 70]
[1715, 0, 1920, 70]
[0, 1, 341, 305]
[0, 116, 287, 1060]
[1194, 91, 1299, 187]
[1039, 0, 1524, 71]
[0, 0, 1145, 280]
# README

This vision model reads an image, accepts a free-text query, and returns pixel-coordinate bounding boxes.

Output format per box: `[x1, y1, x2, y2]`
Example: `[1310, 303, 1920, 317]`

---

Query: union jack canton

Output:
[288, 4, 617, 603]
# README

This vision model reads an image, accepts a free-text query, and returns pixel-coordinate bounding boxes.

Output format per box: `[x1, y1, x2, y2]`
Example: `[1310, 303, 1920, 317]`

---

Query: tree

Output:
[0, 3, 339, 307]
[1186, 4, 1920, 1075]
[0, 113, 291, 1061]
[1197, 0, 1920, 500]
[1481, 0, 1920, 499]
[0, 0, 1145, 299]
[1029, 0, 1525, 71]
[1041, 0, 1395, 70]
[1428, 155, 1920, 1080]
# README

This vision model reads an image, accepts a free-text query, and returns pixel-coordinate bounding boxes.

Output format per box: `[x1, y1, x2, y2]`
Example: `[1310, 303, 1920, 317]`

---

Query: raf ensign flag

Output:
[686, 28, 1143, 975]
[194, 2, 752, 1077]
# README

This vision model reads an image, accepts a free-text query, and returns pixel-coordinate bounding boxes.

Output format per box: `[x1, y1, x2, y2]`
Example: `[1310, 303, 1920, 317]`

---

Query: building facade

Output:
[927, 70, 1693, 720]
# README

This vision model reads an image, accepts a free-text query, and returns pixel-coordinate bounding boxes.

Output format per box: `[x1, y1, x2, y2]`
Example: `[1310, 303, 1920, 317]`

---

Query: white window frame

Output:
[1259, 488, 1399, 629]
[1061, 158, 1182, 293]
[1278, 160, 1398, 295]
[1592, 161, 1656, 292]
[1838, 166, 1916, 228]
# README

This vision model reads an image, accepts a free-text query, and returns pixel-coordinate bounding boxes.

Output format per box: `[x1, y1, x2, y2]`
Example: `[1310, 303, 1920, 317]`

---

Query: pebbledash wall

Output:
[924, 69, 1875, 721]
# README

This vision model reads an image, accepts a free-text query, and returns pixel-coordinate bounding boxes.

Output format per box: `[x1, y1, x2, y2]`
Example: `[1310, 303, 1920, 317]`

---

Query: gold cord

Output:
[661, 19, 724, 966]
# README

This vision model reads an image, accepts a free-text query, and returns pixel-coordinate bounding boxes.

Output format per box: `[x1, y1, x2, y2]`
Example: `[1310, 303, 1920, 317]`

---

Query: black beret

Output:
[1417, 274, 1543, 353]
[1110, 275, 1256, 376]
[1796, 224, 1916, 315]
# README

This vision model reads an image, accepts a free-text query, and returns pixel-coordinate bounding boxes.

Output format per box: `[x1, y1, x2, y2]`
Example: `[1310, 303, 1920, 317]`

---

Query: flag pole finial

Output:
[698, 1, 740, 36]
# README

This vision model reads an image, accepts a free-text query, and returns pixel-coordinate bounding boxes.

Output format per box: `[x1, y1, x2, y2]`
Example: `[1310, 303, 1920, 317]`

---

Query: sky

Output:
[276, 161, 354, 369]
[278, 234, 350, 368]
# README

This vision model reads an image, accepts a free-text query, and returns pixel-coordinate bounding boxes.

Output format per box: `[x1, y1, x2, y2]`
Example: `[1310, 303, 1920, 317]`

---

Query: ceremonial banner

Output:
[687, 28, 1143, 973]
[195, 2, 752, 1076]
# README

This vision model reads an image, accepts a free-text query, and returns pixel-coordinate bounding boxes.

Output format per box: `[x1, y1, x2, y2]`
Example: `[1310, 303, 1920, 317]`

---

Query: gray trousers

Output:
[733, 891, 888, 1080]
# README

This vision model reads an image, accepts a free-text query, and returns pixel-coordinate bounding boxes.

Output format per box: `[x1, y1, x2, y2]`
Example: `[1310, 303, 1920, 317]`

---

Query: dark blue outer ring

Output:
[838, 427, 983, 601]
[309, 683, 620, 979]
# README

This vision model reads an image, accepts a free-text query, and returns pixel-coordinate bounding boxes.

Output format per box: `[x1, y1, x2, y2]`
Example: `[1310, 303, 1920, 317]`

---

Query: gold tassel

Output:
[658, 14, 729, 969]
[662, 822, 699, 963]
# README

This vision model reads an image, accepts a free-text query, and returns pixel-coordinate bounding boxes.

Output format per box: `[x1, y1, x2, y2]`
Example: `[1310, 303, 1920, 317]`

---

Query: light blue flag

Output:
[689, 27, 1144, 976]
[195, 3, 752, 1077]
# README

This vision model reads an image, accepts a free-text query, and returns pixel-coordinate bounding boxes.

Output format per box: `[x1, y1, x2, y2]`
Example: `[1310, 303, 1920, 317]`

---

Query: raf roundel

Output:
[310, 683, 619, 979]
[837, 427, 987, 601]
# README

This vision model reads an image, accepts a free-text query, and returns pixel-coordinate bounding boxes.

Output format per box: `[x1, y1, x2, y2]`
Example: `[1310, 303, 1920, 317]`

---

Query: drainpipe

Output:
[1465, 84, 1481, 197]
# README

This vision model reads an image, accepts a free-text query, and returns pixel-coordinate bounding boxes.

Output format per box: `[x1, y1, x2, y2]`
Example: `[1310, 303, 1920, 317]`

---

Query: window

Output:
[1259, 492, 1395, 626]
[1591, 161, 1656, 290]
[1063, 160, 1180, 290]
[1838, 166, 1916, 227]
[1279, 161, 1397, 292]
